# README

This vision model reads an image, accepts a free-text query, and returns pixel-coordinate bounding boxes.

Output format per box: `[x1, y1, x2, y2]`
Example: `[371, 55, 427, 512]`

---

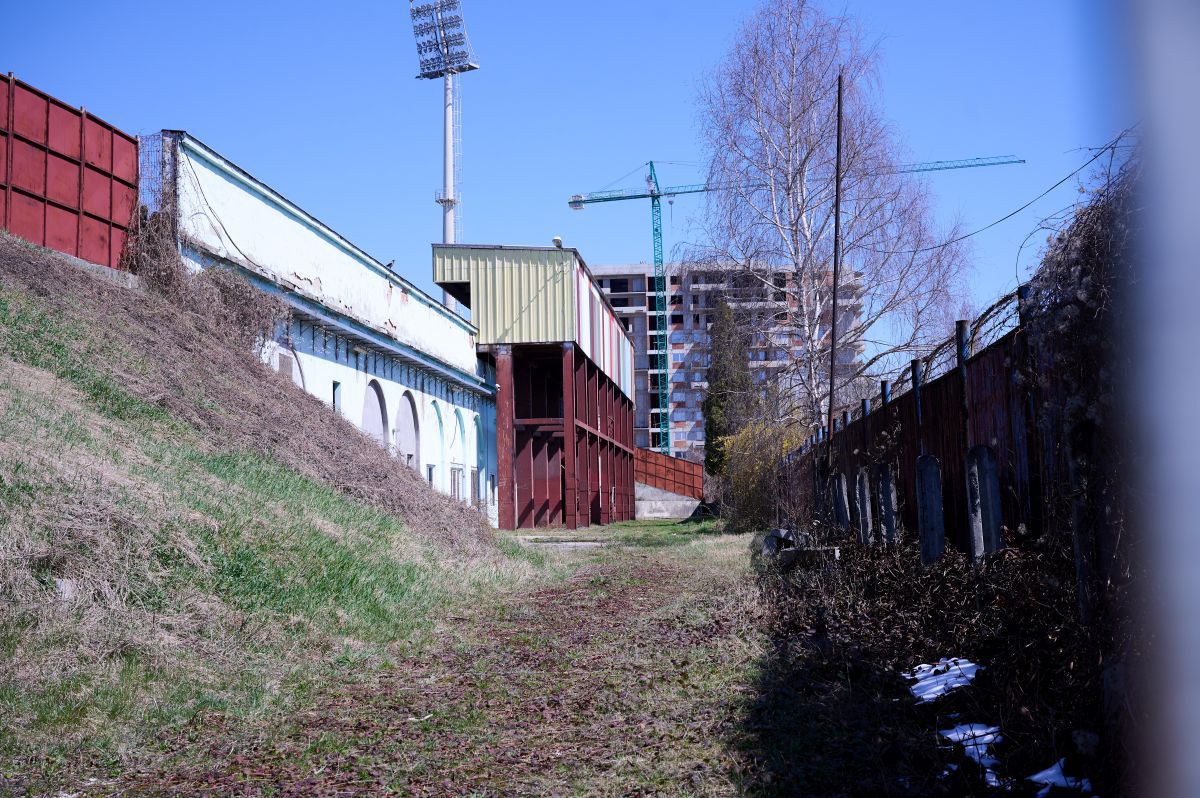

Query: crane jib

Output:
[563, 154, 1023, 458]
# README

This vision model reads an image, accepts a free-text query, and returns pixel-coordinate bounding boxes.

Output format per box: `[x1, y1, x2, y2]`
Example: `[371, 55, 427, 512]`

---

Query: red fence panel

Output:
[781, 327, 1065, 552]
[635, 447, 704, 500]
[0, 74, 137, 269]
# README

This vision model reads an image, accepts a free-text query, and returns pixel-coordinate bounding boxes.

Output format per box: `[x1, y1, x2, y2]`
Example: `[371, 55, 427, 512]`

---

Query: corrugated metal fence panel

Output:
[0, 75, 136, 269]
[635, 447, 703, 500]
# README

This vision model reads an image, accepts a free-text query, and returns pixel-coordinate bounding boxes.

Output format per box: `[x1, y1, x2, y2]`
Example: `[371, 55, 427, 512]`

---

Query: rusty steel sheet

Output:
[635, 446, 703, 500]
[1, 74, 137, 269]
[781, 327, 1068, 555]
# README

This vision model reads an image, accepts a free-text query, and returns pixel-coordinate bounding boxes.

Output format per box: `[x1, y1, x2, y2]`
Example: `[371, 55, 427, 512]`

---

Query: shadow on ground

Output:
[727, 609, 1002, 796]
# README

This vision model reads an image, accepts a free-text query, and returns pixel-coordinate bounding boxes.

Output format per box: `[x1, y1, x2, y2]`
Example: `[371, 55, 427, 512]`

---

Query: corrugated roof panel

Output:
[433, 244, 635, 397]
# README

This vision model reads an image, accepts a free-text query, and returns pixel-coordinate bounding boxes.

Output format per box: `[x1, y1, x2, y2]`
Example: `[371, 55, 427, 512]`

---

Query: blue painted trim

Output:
[174, 132, 475, 335]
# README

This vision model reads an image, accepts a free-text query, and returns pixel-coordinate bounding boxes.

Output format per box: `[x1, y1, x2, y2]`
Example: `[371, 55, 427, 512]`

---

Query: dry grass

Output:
[0, 234, 530, 791]
[0, 231, 492, 553]
[84, 527, 765, 797]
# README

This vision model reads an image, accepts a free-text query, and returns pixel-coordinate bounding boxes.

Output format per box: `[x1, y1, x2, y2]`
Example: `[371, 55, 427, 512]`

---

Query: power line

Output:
[864, 126, 1136, 256]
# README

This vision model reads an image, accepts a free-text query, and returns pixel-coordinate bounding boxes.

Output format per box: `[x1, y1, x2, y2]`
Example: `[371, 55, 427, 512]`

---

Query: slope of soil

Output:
[0, 235, 525, 790]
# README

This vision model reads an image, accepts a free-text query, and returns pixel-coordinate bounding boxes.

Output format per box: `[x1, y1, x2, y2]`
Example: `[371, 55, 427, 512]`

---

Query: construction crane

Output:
[568, 154, 1024, 456]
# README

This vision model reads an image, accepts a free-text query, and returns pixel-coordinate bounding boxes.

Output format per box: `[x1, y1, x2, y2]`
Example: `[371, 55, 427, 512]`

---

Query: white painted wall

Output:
[264, 326, 498, 527]
[167, 131, 498, 525]
[173, 134, 478, 375]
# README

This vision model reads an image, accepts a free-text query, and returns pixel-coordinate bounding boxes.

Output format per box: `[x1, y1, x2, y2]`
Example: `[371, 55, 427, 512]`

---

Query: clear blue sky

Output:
[1, 0, 1129, 308]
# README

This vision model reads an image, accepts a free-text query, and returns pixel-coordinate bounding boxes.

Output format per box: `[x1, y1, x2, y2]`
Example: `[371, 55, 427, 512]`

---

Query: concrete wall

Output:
[174, 134, 478, 375]
[635, 482, 701, 521]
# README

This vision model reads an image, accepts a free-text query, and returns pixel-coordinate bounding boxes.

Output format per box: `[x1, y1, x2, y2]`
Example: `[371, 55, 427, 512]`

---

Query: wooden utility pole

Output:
[825, 71, 844, 481]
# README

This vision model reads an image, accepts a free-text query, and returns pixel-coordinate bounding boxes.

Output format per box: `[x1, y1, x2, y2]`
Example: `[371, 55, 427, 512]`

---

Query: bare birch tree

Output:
[692, 0, 968, 430]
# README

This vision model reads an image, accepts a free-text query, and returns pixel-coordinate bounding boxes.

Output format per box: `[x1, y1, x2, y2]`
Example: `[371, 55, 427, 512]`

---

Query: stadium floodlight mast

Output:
[409, 0, 478, 249]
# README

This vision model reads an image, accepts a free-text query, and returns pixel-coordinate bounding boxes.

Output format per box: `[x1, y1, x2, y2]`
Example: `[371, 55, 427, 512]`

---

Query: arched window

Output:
[448, 410, 466, 501]
[275, 347, 305, 389]
[428, 401, 446, 490]
[395, 391, 420, 470]
[362, 380, 388, 446]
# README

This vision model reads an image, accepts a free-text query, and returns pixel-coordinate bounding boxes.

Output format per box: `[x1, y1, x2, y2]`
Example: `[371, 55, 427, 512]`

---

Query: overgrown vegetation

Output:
[1022, 148, 1141, 789]
[702, 300, 752, 479]
[72, 525, 762, 797]
[747, 149, 1142, 794]
[0, 233, 534, 792]
[750, 535, 1101, 795]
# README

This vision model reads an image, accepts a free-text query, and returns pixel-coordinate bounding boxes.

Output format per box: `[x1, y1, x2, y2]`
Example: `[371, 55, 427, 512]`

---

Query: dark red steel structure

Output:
[1, 74, 137, 268]
[491, 342, 635, 530]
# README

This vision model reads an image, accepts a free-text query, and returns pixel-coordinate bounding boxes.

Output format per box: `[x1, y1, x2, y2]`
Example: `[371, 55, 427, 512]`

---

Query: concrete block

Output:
[917, 454, 945, 564]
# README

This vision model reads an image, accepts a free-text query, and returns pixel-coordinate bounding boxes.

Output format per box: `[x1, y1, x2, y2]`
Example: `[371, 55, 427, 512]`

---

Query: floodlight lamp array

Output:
[409, 0, 476, 78]
[410, 0, 460, 19]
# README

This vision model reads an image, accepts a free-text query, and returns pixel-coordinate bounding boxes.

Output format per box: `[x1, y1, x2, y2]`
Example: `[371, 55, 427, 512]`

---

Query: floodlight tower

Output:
[409, 0, 478, 246]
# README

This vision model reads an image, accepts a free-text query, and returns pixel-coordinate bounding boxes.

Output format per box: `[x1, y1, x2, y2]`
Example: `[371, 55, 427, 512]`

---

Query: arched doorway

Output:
[428, 401, 446, 490]
[395, 391, 420, 470]
[448, 410, 466, 502]
[362, 380, 388, 446]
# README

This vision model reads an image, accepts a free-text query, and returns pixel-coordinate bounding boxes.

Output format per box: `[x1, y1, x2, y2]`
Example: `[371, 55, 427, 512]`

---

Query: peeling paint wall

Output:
[174, 134, 478, 375]
[167, 132, 497, 524]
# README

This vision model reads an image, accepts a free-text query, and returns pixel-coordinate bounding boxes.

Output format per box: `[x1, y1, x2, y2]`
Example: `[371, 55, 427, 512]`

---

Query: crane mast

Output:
[647, 162, 669, 454]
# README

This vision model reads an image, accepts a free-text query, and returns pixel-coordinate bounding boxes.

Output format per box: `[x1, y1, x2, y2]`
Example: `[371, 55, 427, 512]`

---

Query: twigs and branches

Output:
[691, 0, 968, 435]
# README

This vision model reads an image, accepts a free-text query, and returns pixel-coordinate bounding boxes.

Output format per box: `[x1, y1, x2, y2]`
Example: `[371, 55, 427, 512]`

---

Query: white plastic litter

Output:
[903, 657, 981, 703]
[1027, 758, 1094, 797]
[940, 723, 1003, 787]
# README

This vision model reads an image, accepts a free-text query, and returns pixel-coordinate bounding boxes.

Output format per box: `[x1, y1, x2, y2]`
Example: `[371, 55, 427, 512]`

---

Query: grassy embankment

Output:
[0, 234, 549, 789]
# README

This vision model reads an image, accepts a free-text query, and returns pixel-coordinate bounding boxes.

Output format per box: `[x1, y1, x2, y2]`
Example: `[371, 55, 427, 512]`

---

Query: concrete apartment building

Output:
[590, 263, 862, 459]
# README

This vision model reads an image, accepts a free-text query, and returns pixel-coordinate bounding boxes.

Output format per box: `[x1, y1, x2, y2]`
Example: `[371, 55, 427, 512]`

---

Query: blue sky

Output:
[2, 1, 1129, 308]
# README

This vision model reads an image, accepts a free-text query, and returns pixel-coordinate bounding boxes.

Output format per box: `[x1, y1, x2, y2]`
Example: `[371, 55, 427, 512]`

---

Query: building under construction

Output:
[434, 244, 636, 530]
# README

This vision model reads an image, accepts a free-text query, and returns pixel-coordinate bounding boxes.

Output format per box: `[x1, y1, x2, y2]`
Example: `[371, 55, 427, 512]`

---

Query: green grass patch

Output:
[0, 289, 167, 425]
[497, 536, 548, 567]
[159, 449, 452, 646]
[605, 517, 726, 548]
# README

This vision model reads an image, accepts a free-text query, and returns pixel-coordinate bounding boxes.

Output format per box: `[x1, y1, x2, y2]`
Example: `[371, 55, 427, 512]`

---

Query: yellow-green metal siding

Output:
[434, 246, 576, 345]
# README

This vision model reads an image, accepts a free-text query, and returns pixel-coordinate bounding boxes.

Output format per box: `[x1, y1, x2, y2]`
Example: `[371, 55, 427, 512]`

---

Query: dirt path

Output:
[96, 533, 764, 797]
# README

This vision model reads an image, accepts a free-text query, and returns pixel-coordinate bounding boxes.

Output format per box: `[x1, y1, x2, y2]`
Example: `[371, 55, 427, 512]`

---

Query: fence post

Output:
[968, 445, 1003, 553]
[957, 320, 988, 558]
[911, 359, 924, 457]
[876, 461, 899, 545]
[834, 471, 851, 530]
[917, 455, 945, 563]
[855, 467, 874, 545]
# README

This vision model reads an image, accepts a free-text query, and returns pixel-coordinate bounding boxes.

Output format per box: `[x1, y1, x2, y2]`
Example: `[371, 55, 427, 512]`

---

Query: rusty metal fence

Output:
[0, 74, 138, 269]
[635, 446, 704, 500]
[780, 289, 1068, 555]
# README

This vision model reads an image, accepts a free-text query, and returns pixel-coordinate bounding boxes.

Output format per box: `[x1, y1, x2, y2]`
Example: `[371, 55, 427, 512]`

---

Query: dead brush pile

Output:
[0, 231, 493, 553]
[756, 534, 1103, 791]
